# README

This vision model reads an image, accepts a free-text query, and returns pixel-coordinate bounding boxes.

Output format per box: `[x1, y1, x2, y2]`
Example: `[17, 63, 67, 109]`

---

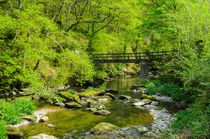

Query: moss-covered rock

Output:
[79, 90, 100, 98]
[142, 99, 152, 102]
[22, 115, 37, 122]
[5, 125, 23, 138]
[94, 110, 111, 116]
[105, 89, 119, 94]
[87, 100, 100, 107]
[105, 93, 116, 99]
[119, 95, 132, 100]
[141, 94, 158, 101]
[65, 102, 82, 108]
[58, 92, 80, 102]
[90, 122, 119, 135]
[85, 108, 98, 112]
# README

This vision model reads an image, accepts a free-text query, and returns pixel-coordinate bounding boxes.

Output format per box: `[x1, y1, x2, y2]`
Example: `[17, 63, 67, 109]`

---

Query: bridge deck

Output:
[91, 51, 176, 63]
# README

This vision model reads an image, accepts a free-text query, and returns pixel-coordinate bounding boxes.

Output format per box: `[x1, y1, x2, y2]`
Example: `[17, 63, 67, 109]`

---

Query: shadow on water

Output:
[20, 76, 153, 137]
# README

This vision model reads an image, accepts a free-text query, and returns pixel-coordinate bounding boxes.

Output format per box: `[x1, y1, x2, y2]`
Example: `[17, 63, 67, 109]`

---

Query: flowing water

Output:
[20, 77, 153, 138]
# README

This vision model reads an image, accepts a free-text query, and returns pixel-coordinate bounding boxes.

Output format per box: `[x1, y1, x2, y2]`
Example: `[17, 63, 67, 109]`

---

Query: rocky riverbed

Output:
[8, 77, 179, 139]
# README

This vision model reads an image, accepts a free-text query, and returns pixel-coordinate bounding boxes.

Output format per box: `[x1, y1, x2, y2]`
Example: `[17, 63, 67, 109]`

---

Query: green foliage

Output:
[145, 79, 191, 101]
[87, 86, 94, 91]
[145, 82, 156, 95]
[99, 86, 106, 91]
[0, 99, 35, 125]
[0, 121, 7, 139]
[171, 101, 209, 138]
[69, 89, 75, 95]
[57, 51, 95, 86]
[136, 79, 149, 86]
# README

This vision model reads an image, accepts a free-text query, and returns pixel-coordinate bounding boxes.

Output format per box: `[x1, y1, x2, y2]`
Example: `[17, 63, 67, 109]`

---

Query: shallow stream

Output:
[20, 77, 154, 138]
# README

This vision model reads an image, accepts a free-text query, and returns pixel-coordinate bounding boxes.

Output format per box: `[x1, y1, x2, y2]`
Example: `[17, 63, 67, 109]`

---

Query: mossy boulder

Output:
[22, 115, 37, 122]
[90, 122, 119, 135]
[142, 94, 158, 101]
[85, 108, 98, 112]
[58, 92, 80, 102]
[94, 110, 111, 116]
[105, 93, 116, 99]
[119, 95, 132, 100]
[105, 89, 119, 94]
[5, 125, 23, 138]
[87, 100, 100, 107]
[65, 102, 82, 108]
[79, 90, 100, 98]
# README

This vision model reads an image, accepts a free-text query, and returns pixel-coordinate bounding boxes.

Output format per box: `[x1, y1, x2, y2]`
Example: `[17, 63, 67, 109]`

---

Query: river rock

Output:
[85, 108, 98, 112]
[133, 100, 149, 106]
[143, 131, 156, 137]
[94, 110, 111, 116]
[130, 98, 141, 103]
[54, 102, 65, 107]
[144, 105, 157, 111]
[90, 122, 119, 135]
[46, 124, 54, 128]
[65, 102, 82, 108]
[85, 130, 132, 139]
[151, 101, 159, 106]
[39, 116, 49, 122]
[88, 101, 106, 110]
[134, 126, 149, 134]
[122, 127, 141, 138]
[122, 126, 149, 138]
[29, 134, 58, 139]
[5, 125, 23, 138]
[105, 89, 119, 94]
[119, 95, 132, 100]
[22, 115, 37, 122]
[142, 94, 158, 101]
[94, 96, 111, 102]
[105, 93, 116, 99]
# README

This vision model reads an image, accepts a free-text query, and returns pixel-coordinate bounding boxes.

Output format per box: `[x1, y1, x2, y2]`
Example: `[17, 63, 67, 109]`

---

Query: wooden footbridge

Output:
[91, 50, 176, 79]
[91, 50, 176, 63]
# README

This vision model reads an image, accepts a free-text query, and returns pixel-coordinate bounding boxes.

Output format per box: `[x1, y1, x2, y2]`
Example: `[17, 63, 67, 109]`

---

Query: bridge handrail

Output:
[90, 50, 177, 63]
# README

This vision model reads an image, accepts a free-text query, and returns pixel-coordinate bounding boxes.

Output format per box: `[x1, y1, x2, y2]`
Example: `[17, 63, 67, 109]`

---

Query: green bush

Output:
[145, 80, 187, 101]
[145, 82, 156, 95]
[171, 102, 209, 138]
[0, 99, 35, 125]
[0, 121, 7, 139]
[136, 79, 149, 86]
[87, 86, 94, 91]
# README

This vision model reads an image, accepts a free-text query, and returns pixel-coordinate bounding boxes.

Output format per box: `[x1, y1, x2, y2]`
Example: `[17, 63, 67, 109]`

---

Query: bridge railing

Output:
[91, 50, 176, 63]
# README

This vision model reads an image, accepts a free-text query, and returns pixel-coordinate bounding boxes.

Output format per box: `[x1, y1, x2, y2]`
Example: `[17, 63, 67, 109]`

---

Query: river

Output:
[20, 77, 154, 138]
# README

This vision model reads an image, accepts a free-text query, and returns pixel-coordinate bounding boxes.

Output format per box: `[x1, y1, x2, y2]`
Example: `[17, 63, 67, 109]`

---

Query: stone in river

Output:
[94, 110, 111, 116]
[90, 122, 119, 135]
[39, 116, 49, 122]
[119, 95, 132, 100]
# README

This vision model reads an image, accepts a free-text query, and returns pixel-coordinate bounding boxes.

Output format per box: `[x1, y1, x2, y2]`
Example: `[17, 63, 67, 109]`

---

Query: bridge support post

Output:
[140, 62, 148, 80]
